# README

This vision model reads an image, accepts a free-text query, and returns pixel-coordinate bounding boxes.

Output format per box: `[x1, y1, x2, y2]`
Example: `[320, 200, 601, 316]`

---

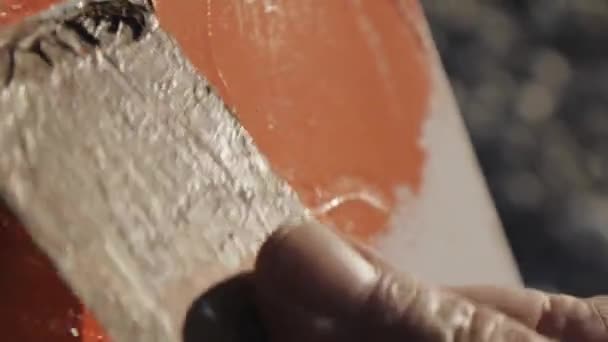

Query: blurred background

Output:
[421, 0, 608, 296]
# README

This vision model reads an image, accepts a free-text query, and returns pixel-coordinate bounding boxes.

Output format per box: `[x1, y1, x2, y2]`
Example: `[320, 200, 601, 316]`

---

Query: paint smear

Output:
[1, 4, 110, 338]
[0, 0, 62, 26]
[1, 1, 431, 341]
[156, 0, 430, 240]
[377, 60, 522, 286]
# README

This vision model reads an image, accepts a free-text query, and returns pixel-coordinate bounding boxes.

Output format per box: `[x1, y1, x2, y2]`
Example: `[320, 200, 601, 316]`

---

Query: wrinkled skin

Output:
[254, 222, 608, 341]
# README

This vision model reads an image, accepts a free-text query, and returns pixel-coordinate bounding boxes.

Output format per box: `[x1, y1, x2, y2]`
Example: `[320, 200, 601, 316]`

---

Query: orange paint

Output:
[156, 0, 430, 240]
[0, 202, 82, 342]
[0, 0, 63, 26]
[2, 1, 431, 340]
[80, 309, 108, 342]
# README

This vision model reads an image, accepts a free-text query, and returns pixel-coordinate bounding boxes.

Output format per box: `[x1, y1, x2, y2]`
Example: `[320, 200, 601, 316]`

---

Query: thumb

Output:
[254, 221, 550, 341]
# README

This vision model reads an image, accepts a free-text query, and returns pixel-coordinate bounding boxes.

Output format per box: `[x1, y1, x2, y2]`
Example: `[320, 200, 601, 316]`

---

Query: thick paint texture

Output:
[157, 0, 430, 240]
[0, 1, 99, 339]
[1, 1, 430, 341]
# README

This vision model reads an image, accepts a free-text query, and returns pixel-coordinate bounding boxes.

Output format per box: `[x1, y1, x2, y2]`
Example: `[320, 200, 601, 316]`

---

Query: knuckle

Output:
[589, 296, 608, 337]
[366, 272, 420, 324]
[467, 307, 504, 342]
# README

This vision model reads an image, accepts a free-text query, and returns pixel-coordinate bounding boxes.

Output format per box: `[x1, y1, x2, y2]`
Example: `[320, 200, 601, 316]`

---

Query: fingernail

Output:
[255, 221, 378, 317]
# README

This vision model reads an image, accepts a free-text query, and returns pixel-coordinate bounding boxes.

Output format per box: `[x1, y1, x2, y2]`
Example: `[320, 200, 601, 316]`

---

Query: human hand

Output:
[253, 222, 608, 341]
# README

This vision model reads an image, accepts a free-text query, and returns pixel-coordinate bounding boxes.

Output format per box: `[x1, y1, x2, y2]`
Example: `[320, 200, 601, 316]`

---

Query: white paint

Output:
[375, 52, 522, 287]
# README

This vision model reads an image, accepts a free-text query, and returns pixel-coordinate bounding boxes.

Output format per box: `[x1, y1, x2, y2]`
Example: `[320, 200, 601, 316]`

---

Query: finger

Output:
[254, 221, 550, 341]
[254, 266, 361, 342]
[452, 286, 608, 341]
[347, 233, 608, 341]
[255, 285, 355, 342]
